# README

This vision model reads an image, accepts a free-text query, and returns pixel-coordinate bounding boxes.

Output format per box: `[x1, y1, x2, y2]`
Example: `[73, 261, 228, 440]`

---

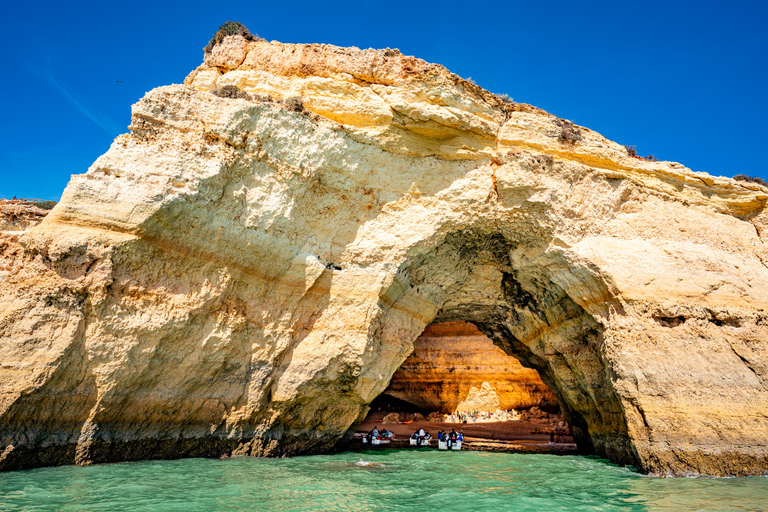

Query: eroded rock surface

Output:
[384, 321, 558, 412]
[1, 36, 767, 476]
[0, 200, 50, 232]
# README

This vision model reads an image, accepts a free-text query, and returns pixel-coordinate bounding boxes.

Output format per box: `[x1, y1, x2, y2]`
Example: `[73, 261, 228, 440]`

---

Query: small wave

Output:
[355, 458, 385, 468]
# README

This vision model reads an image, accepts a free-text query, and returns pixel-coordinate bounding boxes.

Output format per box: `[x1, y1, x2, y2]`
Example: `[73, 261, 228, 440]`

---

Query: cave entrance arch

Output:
[371, 230, 634, 464]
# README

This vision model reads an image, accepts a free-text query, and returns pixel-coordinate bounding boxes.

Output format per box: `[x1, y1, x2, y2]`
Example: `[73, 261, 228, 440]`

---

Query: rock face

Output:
[384, 321, 558, 412]
[1, 35, 767, 476]
[0, 200, 50, 232]
[0, 201, 49, 303]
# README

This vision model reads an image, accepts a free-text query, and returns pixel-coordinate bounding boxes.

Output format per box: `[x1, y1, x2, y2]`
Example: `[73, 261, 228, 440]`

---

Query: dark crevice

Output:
[707, 310, 741, 328]
[729, 348, 766, 391]
[501, 272, 541, 315]
[653, 315, 686, 328]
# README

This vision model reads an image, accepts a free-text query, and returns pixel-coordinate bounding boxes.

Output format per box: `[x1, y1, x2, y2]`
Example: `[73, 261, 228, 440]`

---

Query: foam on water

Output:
[0, 450, 766, 511]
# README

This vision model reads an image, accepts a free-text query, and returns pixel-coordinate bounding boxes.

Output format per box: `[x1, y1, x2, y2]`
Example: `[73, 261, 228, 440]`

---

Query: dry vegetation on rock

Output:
[556, 119, 582, 144]
[204, 21, 263, 54]
[734, 174, 768, 188]
[212, 84, 251, 100]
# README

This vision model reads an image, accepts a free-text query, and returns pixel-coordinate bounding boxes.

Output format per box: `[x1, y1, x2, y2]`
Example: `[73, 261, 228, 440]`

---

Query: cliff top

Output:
[178, 29, 766, 219]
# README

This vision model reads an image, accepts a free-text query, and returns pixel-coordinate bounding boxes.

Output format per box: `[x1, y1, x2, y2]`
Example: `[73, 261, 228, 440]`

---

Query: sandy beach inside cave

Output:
[355, 411, 578, 454]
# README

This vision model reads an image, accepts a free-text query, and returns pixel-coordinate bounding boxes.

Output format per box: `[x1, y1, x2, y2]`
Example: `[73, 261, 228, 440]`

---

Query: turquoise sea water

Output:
[1, 450, 766, 511]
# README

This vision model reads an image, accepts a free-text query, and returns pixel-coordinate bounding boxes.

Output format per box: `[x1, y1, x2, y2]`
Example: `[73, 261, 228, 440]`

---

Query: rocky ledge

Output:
[0, 34, 766, 476]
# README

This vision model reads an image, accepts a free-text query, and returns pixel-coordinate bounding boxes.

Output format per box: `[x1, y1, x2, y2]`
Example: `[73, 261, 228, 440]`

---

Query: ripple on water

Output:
[0, 451, 766, 511]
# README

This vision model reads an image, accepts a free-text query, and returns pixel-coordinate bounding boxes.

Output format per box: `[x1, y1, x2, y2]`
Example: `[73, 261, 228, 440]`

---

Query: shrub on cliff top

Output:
[204, 21, 262, 54]
[734, 174, 768, 187]
[624, 145, 638, 157]
[34, 200, 58, 210]
[556, 119, 582, 145]
[624, 145, 657, 161]
[285, 96, 306, 113]
[212, 84, 251, 100]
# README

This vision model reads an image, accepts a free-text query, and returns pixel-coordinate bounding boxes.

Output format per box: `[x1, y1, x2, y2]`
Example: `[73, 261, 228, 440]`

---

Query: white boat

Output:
[438, 439, 463, 450]
[363, 435, 391, 445]
[362, 430, 394, 445]
[409, 436, 431, 447]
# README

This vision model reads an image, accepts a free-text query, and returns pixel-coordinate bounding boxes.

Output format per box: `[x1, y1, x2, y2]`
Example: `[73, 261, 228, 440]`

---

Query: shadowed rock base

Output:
[643, 450, 768, 478]
[0, 429, 359, 471]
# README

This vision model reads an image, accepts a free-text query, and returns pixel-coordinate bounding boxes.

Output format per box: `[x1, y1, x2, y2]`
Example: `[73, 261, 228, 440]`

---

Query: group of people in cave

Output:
[450, 410, 493, 423]
[549, 428, 566, 446]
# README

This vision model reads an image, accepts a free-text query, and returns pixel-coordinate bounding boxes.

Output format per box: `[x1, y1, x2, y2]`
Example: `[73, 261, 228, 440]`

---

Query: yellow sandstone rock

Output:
[0, 36, 766, 476]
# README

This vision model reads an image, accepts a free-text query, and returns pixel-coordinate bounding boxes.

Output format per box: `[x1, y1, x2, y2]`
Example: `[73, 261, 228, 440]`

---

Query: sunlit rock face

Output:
[1, 35, 767, 476]
[384, 321, 558, 413]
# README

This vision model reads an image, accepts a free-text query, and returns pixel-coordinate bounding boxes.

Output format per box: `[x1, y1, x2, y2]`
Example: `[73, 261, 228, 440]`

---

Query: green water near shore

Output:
[1, 450, 766, 511]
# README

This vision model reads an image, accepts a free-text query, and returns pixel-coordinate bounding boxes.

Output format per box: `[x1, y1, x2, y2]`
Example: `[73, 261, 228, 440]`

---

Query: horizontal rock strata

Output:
[384, 321, 558, 412]
[1, 35, 767, 476]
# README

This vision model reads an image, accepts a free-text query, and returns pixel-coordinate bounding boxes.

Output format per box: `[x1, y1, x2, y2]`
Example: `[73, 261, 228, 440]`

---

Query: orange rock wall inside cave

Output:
[383, 321, 559, 413]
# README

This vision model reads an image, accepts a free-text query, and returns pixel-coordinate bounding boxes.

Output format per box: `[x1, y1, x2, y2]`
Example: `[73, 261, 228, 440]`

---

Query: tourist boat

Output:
[438, 439, 463, 450]
[363, 434, 394, 446]
[409, 436, 431, 447]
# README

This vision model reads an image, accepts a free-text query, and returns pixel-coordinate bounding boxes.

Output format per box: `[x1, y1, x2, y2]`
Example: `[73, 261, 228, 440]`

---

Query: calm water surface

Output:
[1, 450, 766, 511]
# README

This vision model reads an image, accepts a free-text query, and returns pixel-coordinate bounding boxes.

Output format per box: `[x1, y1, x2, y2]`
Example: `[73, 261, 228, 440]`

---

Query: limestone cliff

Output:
[1, 35, 767, 476]
[384, 321, 558, 412]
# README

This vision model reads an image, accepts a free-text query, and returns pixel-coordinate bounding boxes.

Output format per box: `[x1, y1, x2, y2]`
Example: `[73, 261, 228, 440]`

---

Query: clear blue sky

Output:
[2, 0, 766, 200]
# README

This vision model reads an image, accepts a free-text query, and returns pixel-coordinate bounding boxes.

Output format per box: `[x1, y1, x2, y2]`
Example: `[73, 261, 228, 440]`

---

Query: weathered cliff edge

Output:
[385, 321, 558, 412]
[1, 35, 767, 476]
